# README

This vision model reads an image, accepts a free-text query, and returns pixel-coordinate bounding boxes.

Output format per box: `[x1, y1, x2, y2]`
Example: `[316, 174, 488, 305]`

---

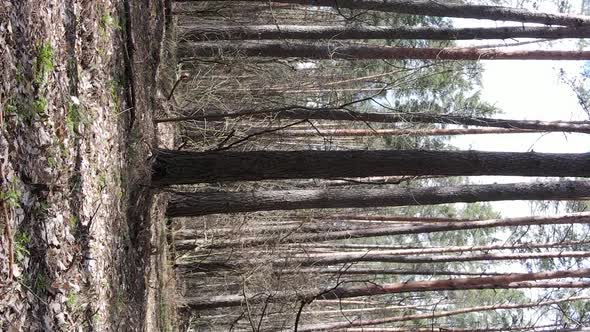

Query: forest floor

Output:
[0, 0, 178, 330]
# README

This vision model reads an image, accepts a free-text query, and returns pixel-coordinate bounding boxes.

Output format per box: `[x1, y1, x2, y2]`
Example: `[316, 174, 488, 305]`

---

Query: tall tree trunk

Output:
[288, 268, 505, 276]
[165, 181, 590, 216]
[262, 127, 536, 137]
[250, 250, 590, 267]
[182, 268, 590, 309]
[156, 107, 590, 134]
[179, 41, 590, 61]
[153, 149, 590, 185]
[178, 212, 590, 248]
[275, 240, 590, 258]
[314, 214, 476, 222]
[176, 0, 590, 26]
[338, 327, 574, 332]
[298, 295, 590, 331]
[182, 25, 590, 41]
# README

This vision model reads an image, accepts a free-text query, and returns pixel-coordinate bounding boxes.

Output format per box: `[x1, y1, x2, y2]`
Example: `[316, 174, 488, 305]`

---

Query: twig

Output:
[293, 300, 306, 332]
[167, 73, 189, 101]
[212, 119, 307, 151]
[257, 294, 272, 331]
[18, 280, 48, 305]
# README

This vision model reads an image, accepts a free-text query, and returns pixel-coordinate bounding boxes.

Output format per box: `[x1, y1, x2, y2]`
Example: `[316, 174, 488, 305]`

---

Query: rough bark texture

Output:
[153, 149, 590, 185]
[266, 250, 590, 267]
[179, 213, 590, 249]
[176, 0, 590, 26]
[290, 268, 504, 276]
[298, 295, 590, 331]
[183, 268, 590, 310]
[158, 108, 590, 134]
[179, 42, 590, 60]
[264, 127, 534, 137]
[166, 181, 590, 216]
[180, 24, 590, 41]
[287, 240, 590, 256]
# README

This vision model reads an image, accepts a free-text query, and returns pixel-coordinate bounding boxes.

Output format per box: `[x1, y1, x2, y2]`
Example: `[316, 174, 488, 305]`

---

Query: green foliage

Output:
[3, 100, 18, 119]
[556, 298, 590, 326]
[14, 231, 30, 262]
[99, 13, 121, 38]
[32, 97, 47, 114]
[34, 42, 54, 85]
[107, 79, 122, 115]
[1, 183, 20, 209]
[66, 101, 82, 134]
[66, 290, 77, 310]
[69, 215, 78, 229]
[97, 172, 108, 190]
[559, 67, 590, 117]
[34, 272, 47, 292]
[4, 97, 45, 122]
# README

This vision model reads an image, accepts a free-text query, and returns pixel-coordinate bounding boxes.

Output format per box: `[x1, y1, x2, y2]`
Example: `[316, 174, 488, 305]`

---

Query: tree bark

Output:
[178, 212, 590, 248]
[179, 41, 590, 61]
[165, 181, 590, 216]
[338, 328, 577, 332]
[175, 0, 590, 26]
[289, 268, 504, 276]
[298, 295, 590, 331]
[259, 250, 590, 267]
[153, 149, 590, 186]
[315, 214, 476, 222]
[260, 127, 535, 137]
[182, 268, 590, 310]
[182, 25, 590, 41]
[157, 107, 590, 134]
[278, 239, 590, 256]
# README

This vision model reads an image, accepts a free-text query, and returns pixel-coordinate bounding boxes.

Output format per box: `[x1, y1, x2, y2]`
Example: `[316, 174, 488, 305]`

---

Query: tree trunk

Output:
[156, 107, 590, 134]
[314, 214, 476, 222]
[338, 328, 575, 332]
[192, 250, 590, 270]
[289, 268, 504, 276]
[258, 250, 590, 267]
[182, 268, 590, 309]
[153, 149, 590, 185]
[176, 0, 590, 26]
[165, 181, 590, 216]
[179, 41, 590, 61]
[178, 212, 590, 248]
[298, 295, 590, 331]
[280, 240, 590, 258]
[262, 127, 535, 137]
[182, 24, 590, 41]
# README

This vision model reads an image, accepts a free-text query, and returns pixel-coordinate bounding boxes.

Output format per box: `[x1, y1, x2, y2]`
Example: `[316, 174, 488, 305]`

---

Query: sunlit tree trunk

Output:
[165, 181, 590, 216]
[156, 108, 590, 134]
[261, 127, 535, 137]
[178, 212, 590, 248]
[176, 0, 590, 26]
[288, 268, 505, 276]
[182, 268, 590, 309]
[180, 42, 590, 61]
[250, 250, 590, 267]
[182, 25, 590, 41]
[298, 295, 590, 331]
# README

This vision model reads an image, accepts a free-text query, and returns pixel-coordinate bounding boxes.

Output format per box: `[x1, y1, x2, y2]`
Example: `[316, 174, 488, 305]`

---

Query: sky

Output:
[448, 12, 590, 218]
[452, 59, 588, 217]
